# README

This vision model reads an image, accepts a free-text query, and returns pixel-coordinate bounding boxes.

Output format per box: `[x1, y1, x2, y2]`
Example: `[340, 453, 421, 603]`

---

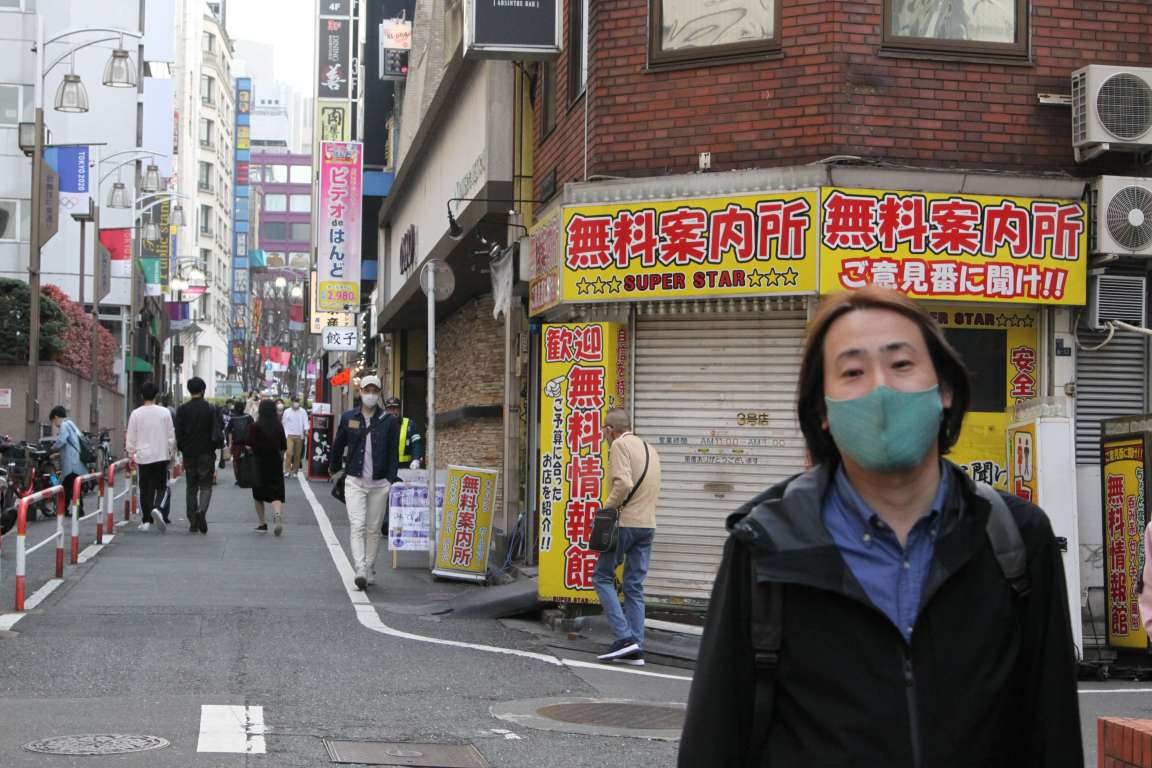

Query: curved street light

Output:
[101, 44, 136, 88]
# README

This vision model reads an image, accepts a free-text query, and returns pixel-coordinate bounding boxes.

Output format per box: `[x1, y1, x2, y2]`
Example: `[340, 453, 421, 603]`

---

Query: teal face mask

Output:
[824, 385, 943, 472]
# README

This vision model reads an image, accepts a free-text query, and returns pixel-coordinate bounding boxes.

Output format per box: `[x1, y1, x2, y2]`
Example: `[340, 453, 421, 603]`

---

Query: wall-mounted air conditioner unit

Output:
[1089, 176, 1152, 256]
[1072, 65, 1152, 162]
[1086, 273, 1147, 330]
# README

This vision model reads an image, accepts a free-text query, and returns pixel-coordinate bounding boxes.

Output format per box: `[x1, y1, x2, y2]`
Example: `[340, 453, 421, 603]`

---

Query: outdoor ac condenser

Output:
[1086, 273, 1147, 331]
[1089, 176, 1152, 256]
[1072, 65, 1152, 161]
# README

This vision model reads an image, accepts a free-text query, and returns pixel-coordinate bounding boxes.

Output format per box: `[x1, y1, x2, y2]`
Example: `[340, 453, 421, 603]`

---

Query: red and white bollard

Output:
[54, 492, 65, 579]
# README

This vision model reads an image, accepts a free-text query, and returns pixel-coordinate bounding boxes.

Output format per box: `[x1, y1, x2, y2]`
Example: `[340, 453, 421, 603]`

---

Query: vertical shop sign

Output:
[316, 141, 362, 311]
[141, 200, 171, 294]
[1101, 433, 1150, 649]
[529, 209, 562, 315]
[1006, 422, 1038, 503]
[316, 100, 350, 143]
[434, 466, 499, 582]
[538, 323, 629, 603]
[317, 17, 350, 100]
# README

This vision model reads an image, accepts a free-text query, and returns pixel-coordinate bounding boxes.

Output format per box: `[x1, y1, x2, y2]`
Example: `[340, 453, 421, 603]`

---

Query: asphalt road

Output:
[0, 471, 1148, 766]
[0, 472, 686, 767]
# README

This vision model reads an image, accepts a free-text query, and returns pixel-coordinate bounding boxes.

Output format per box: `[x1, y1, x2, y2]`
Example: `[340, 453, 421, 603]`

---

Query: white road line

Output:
[197, 704, 266, 754]
[298, 476, 695, 683]
[77, 542, 105, 564]
[1078, 688, 1152, 694]
[0, 578, 65, 630]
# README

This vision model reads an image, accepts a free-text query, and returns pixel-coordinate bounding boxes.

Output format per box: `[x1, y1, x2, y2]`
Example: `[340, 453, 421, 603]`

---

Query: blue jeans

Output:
[592, 526, 655, 647]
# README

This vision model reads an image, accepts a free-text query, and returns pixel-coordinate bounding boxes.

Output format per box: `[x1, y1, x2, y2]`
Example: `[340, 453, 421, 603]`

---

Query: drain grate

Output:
[24, 734, 170, 756]
[323, 740, 489, 767]
[536, 702, 685, 731]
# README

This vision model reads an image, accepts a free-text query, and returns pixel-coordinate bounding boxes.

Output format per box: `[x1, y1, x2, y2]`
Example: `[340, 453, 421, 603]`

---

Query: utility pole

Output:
[26, 105, 44, 442]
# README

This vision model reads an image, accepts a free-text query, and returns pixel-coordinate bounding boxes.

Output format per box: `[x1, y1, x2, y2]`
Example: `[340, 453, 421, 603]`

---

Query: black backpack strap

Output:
[975, 482, 1031, 600]
[749, 564, 783, 756]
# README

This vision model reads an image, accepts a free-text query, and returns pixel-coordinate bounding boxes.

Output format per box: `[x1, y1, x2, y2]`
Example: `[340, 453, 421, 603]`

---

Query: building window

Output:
[289, 165, 311, 184]
[649, 0, 779, 66]
[0, 83, 24, 125]
[249, 165, 263, 183]
[199, 204, 213, 235]
[0, 0, 27, 10]
[264, 194, 287, 212]
[199, 118, 214, 148]
[200, 75, 215, 105]
[540, 61, 556, 137]
[290, 223, 310, 241]
[568, 0, 588, 102]
[269, 164, 289, 183]
[262, 222, 288, 240]
[884, 0, 1027, 58]
[202, 32, 215, 52]
[198, 161, 213, 191]
[0, 199, 28, 241]
[290, 195, 311, 213]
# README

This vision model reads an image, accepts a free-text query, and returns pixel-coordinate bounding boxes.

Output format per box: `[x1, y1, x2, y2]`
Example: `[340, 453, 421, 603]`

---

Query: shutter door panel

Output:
[635, 312, 808, 602]
[1076, 332, 1147, 464]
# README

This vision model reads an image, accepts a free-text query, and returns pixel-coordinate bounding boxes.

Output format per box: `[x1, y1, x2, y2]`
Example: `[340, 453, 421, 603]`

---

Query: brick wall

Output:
[535, 0, 1152, 196]
[432, 293, 504, 510]
[1099, 718, 1152, 767]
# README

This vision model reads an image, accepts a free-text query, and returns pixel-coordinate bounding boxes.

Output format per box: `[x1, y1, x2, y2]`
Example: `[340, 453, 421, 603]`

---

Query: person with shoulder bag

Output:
[678, 288, 1081, 767]
[247, 400, 287, 536]
[329, 376, 400, 591]
[592, 407, 662, 667]
[225, 400, 253, 485]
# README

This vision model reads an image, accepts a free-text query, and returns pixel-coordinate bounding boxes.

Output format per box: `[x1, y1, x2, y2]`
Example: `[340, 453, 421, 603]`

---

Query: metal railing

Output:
[9, 486, 66, 611]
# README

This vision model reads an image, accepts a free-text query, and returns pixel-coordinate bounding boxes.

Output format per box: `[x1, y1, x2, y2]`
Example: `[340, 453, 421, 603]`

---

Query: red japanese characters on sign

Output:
[1107, 473, 1129, 637]
[1010, 346, 1037, 402]
[819, 188, 1088, 306]
[544, 325, 603, 363]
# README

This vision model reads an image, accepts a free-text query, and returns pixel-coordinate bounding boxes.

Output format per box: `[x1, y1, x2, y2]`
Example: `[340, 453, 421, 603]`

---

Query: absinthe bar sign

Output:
[465, 0, 561, 59]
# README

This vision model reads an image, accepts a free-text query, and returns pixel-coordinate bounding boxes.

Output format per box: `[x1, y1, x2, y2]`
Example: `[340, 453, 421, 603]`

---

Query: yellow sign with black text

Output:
[433, 465, 498, 582]
[819, 187, 1088, 305]
[538, 323, 629, 603]
[1101, 434, 1150, 650]
[560, 192, 820, 303]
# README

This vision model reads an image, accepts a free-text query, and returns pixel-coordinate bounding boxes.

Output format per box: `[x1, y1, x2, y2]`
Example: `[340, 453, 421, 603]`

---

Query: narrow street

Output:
[0, 475, 686, 767]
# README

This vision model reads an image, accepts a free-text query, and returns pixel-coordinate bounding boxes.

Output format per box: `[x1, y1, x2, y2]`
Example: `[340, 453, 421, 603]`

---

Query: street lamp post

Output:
[22, 19, 142, 441]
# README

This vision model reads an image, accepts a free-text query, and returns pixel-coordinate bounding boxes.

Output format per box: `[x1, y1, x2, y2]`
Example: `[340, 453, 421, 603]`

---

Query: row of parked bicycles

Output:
[0, 430, 114, 534]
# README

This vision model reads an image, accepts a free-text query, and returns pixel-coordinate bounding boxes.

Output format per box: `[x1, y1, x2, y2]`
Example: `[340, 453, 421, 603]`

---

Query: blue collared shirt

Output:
[822, 464, 950, 643]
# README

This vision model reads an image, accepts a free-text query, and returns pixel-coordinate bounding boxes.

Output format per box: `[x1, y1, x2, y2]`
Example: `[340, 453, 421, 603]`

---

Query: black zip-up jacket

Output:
[679, 461, 1082, 768]
[174, 398, 220, 458]
[329, 407, 400, 482]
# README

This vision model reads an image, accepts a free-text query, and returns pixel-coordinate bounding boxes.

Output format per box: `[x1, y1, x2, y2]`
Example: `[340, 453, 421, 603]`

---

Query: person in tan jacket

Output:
[593, 407, 662, 667]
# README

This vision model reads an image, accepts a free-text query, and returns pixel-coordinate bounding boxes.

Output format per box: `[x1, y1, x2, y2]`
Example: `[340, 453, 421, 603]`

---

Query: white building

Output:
[234, 39, 312, 153]
[0, 0, 177, 399]
[172, 0, 234, 396]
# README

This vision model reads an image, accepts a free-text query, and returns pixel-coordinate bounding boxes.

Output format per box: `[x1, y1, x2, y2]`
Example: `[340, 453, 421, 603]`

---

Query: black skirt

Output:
[251, 449, 285, 503]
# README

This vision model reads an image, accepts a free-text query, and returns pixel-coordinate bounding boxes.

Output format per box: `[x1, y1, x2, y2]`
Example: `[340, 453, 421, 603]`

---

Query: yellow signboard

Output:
[433, 465, 499, 583]
[316, 99, 350, 144]
[1101, 434, 1150, 649]
[819, 187, 1087, 305]
[560, 192, 819, 304]
[925, 305, 1039, 490]
[1006, 422, 1038, 504]
[539, 322, 629, 603]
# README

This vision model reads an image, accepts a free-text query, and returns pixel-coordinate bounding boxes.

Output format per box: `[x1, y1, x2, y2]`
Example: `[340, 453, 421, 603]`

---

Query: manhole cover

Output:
[536, 702, 685, 730]
[24, 734, 170, 755]
[323, 740, 488, 767]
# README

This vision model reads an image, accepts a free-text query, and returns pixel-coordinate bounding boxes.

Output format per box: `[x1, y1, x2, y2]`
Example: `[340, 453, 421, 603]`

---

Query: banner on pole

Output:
[317, 141, 362, 311]
[433, 465, 499, 582]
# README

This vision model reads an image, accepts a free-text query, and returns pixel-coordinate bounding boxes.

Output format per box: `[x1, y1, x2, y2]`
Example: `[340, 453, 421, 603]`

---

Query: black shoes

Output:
[255, 523, 268, 532]
[597, 638, 641, 662]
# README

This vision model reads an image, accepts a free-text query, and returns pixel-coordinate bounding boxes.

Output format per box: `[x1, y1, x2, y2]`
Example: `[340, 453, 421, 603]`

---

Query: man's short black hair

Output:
[291, 395, 300, 402]
[186, 377, 206, 395]
[141, 382, 159, 401]
[49, 405, 67, 420]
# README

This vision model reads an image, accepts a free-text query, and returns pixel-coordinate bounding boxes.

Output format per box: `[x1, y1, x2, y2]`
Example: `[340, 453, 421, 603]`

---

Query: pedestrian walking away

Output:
[245, 392, 261, 418]
[384, 397, 424, 470]
[282, 396, 308, 477]
[174, 377, 223, 534]
[593, 408, 661, 667]
[678, 287, 1082, 767]
[330, 375, 399, 591]
[125, 381, 176, 533]
[249, 399, 288, 536]
[225, 400, 253, 485]
[48, 405, 87, 518]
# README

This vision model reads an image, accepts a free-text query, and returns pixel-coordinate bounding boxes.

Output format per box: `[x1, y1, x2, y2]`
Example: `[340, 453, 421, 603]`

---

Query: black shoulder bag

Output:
[588, 442, 649, 553]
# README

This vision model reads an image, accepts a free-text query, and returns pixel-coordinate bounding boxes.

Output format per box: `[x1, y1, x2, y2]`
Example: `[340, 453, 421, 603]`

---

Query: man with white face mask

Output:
[330, 376, 400, 590]
[680, 288, 1081, 767]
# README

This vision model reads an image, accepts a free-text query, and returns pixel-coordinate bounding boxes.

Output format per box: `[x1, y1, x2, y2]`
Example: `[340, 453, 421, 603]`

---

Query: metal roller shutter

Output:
[1075, 331, 1148, 464]
[634, 311, 808, 603]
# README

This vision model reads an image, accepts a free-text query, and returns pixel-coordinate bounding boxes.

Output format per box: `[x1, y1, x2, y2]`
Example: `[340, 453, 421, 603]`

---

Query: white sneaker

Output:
[152, 510, 166, 533]
[138, 522, 151, 531]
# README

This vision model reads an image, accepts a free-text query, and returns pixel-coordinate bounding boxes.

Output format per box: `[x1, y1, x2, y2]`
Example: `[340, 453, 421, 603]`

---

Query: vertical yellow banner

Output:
[538, 322, 629, 603]
[1006, 422, 1038, 505]
[1101, 435, 1150, 650]
[434, 465, 499, 583]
